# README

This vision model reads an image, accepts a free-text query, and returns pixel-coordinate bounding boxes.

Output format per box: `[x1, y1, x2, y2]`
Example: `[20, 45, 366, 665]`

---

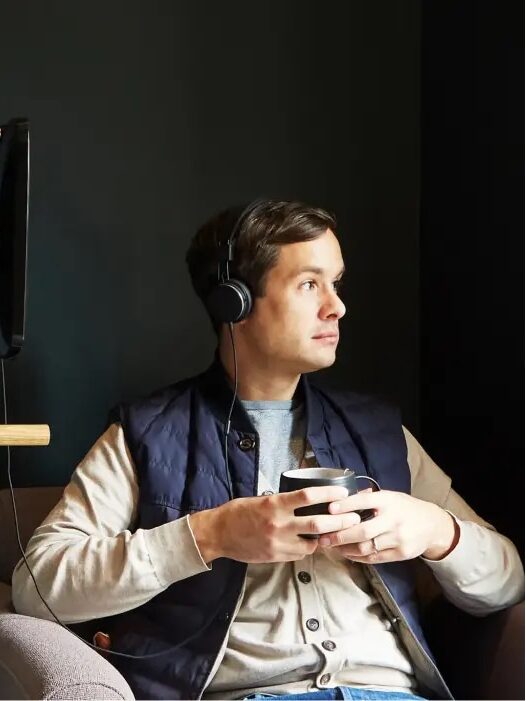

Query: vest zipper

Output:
[197, 574, 247, 699]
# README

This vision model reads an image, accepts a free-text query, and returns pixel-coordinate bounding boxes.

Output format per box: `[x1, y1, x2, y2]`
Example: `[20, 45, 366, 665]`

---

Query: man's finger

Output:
[319, 514, 391, 547]
[282, 485, 349, 509]
[342, 547, 401, 564]
[294, 510, 361, 535]
[328, 489, 386, 514]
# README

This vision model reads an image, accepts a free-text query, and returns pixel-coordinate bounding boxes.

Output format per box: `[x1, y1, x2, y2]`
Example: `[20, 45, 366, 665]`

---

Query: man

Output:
[12, 199, 524, 701]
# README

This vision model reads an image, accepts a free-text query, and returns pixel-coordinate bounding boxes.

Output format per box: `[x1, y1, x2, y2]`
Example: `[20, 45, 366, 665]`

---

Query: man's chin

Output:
[298, 349, 337, 374]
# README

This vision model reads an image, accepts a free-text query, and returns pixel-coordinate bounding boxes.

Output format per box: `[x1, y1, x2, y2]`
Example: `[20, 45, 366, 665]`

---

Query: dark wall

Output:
[420, 1, 524, 550]
[0, 1, 421, 487]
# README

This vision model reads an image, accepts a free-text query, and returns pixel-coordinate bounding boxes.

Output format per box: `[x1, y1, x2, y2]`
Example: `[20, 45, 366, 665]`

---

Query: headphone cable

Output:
[223, 322, 238, 500]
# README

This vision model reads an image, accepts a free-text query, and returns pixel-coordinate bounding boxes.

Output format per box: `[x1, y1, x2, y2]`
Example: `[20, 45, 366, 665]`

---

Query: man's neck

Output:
[218, 344, 301, 401]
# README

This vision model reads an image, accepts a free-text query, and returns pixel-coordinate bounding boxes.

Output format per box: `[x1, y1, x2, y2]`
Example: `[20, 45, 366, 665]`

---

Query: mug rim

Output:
[281, 467, 355, 479]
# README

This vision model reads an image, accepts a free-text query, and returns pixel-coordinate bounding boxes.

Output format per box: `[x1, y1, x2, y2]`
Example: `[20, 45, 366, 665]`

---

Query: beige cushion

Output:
[0, 613, 134, 699]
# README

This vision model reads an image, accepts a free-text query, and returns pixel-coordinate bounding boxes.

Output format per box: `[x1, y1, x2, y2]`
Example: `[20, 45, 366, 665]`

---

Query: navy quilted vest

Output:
[90, 356, 442, 699]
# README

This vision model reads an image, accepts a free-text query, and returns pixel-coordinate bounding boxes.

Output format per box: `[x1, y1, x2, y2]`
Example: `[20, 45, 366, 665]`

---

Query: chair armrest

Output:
[484, 601, 525, 700]
[423, 598, 525, 700]
[0, 582, 13, 614]
[0, 612, 134, 699]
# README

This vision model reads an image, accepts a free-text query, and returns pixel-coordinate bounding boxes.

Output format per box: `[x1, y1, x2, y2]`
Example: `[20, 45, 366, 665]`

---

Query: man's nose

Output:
[321, 289, 346, 319]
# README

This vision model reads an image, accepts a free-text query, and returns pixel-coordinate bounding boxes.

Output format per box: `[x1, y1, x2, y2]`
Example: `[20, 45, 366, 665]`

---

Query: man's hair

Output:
[185, 199, 337, 335]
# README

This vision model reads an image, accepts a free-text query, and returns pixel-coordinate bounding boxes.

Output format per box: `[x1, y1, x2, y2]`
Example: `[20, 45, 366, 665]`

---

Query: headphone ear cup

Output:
[206, 278, 253, 324]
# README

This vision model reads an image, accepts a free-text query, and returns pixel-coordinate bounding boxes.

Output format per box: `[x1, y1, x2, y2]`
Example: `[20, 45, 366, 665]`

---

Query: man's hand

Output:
[189, 486, 361, 565]
[317, 490, 460, 563]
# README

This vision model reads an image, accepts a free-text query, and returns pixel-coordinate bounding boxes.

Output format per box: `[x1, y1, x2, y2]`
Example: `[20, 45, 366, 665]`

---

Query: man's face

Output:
[237, 228, 346, 374]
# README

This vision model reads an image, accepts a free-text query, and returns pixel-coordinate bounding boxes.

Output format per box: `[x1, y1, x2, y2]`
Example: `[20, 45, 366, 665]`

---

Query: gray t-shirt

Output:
[240, 399, 307, 492]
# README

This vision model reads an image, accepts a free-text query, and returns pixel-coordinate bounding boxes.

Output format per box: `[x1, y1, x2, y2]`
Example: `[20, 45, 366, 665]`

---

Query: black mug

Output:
[279, 467, 380, 539]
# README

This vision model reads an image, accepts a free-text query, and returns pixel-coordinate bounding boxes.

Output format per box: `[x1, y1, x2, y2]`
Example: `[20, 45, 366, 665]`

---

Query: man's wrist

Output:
[188, 507, 223, 564]
[423, 506, 460, 561]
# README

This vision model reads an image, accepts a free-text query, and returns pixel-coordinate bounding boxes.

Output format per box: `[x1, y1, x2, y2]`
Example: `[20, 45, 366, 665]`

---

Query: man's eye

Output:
[301, 280, 343, 292]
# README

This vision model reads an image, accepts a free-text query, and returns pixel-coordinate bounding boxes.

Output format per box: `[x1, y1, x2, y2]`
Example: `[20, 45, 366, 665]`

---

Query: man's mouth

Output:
[312, 332, 339, 343]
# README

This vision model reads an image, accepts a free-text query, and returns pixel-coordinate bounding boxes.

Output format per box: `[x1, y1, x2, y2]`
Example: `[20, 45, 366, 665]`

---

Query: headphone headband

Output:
[216, 198, 264, 272]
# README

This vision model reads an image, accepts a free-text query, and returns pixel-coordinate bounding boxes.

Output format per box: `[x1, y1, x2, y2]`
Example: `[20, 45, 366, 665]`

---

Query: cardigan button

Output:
[306, 618, 319, 631]
[238, 437, 255, 451]
[322, 640, 336, 651]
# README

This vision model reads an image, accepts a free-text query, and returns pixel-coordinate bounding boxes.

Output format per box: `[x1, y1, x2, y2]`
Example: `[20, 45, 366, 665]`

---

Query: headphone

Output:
[203, 198, 268, 501]
[205, 199, 265, 325]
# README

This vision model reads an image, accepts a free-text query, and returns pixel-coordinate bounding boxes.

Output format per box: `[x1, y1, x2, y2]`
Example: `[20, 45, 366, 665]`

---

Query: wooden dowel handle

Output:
[0, 424, 51, 446]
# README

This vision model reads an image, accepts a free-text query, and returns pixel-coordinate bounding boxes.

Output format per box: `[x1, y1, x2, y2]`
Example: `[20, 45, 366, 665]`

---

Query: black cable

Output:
[1, 358, 226, 660]
[223, 322, 238, 500]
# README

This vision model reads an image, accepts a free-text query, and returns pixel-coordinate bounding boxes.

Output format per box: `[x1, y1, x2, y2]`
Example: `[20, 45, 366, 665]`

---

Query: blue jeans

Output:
[243, 688, 427, 700]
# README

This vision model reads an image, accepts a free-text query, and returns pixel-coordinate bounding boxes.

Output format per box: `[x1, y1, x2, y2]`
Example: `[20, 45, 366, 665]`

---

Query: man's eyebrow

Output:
[292, 265, 346, 278]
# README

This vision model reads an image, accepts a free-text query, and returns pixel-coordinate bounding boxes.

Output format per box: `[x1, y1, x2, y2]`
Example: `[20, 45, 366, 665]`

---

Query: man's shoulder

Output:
[109, 369, 205, 427]
[310, 379, 398, 414]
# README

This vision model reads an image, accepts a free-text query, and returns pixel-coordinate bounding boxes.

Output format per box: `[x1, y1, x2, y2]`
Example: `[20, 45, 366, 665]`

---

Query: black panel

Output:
[421, 1, 524, 550]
